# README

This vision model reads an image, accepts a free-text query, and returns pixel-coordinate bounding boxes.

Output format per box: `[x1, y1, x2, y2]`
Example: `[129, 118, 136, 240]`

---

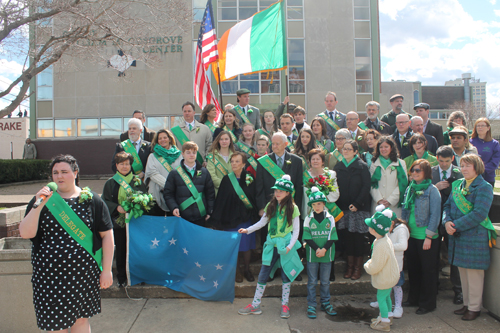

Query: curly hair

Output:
[50, 154, 80, 186]
[372, 136, 399, 162]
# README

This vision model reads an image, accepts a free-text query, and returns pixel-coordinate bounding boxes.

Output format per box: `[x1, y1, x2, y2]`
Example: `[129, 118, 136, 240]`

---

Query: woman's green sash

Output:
[46, 192, 102, 270]
[257, 128, 270, 138]
[451, 179, 497, 247]
[228, 172, 253, 210]
[112, 173, 134, 194]
[236, 142, 258, 169]
[301, 157, 311, 184]
[177, 166, 206, 216]
[171, 126, 204, 164]
[223, 125, 238, 142]
[332, 149, 344, 162]
[205, 120, 216, 133]
[121, 140, 143, 173]
[207, 153, 229, 176]
[316, 139, 329, 155]
[154, 152, 173, 172]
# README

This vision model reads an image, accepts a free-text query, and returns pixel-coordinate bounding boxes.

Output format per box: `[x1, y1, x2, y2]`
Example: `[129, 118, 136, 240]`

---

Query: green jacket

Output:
[262, 232, 304, 282]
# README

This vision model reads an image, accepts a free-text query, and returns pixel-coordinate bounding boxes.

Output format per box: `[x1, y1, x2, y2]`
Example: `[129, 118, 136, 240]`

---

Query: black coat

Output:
[431, 165, 463, 207]
[209, 169, 259, 229]
[423, 133, 438, 156]
[392, 130, 413, 159]
[334, 157, 371, 212]
[425, 121, 444, 147]
[120, 126, 156, 142]
[163, 160, 216, 222]
[111, 141, 151, 173]
[255, 151, 304, 214]
[213, 127, 242, 141]
[362, 118, 393, 135]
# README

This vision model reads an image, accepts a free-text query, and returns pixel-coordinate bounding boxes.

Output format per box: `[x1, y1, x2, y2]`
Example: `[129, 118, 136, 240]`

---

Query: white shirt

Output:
[399, 131, 408, 142]
[438, 165, 453, 180]
[131, 138, 142, 153]
[184, 163, 197, 173]
[185, 120, 196, 130]
[423, 119, 430, 132]
[239, 104, 248, 115]
[350, 128, 358, 139]
[326, 109, 338, 119]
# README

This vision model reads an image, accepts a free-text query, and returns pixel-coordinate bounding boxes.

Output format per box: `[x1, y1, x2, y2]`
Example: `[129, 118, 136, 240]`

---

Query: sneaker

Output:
[307, 306, 317, 319]
[393, 307, 403, 318]
[321, 302, 337, 316]
[238, 304, 262, 315]
[370, 318, 391, 332]
[371, 316, 393, 325]
[280, 305, 290, 319]
[370, 301, 379, 308]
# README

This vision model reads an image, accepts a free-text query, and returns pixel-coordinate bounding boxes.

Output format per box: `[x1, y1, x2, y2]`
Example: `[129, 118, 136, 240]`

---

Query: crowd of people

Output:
[19, 89, 499, 332]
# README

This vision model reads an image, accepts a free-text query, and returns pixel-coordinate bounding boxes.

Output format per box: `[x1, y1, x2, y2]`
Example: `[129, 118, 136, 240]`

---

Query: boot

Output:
[344, 256, 354, 279]
[351, 256, 363, 280]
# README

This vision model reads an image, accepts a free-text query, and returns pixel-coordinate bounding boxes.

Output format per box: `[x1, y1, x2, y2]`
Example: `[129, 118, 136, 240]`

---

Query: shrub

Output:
[0, 159, 51, 184]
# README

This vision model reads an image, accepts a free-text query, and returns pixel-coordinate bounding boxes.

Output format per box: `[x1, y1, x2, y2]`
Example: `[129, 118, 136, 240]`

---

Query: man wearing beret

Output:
[381, 94, 412, 131]
[414, 102, 444, 147]
[232, 88, 261, 129]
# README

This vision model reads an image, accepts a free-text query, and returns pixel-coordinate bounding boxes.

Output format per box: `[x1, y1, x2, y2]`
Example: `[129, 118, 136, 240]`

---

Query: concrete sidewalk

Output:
[89, 291, 500, 333]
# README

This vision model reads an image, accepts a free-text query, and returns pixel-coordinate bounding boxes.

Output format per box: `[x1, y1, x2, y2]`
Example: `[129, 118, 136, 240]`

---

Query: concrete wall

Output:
[0, 117, 29, 159]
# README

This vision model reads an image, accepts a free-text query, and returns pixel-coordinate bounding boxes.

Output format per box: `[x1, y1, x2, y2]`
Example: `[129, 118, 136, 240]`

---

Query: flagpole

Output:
[216, 63, 224, 112]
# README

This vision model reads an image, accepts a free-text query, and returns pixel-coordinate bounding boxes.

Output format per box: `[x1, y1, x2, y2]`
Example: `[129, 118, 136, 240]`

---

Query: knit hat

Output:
[364, 204, 397, 236]
[307, 186, 326, 207]
[271, 174, 294, 193]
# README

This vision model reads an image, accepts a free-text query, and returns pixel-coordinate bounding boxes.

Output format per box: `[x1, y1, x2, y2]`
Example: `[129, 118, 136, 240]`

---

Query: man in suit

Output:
[414, 103, 444, 146]
[392, 114, 413, 159]
[410, 116, 438, 155]
[279, 113, 298, 148]
[358, 101, 393, 135]
[381, 94, 412, 131]
[322, 91, 347, 141]
[171, 102, 213, 164]
[345, 111, 369, 152]
[119, 110, 156, 142]
[431, 146, 463, 305]
[232, 88, 261, 129]
[112, 118, 151, 179]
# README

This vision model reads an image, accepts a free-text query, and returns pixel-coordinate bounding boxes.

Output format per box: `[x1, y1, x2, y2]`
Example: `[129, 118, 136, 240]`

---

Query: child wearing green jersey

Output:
[303, 187, 338, 319]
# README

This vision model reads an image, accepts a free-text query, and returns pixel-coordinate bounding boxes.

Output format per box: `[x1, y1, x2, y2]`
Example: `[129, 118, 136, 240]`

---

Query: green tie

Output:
[189, 124, 193, 131]
[442, 170, 447, 181]
[278, 157, 283, 168]
[352, 132, 356, 139]
[189, 168, 195, 177]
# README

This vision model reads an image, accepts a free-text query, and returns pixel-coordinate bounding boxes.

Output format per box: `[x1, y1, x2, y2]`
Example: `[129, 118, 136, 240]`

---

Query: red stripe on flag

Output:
[194, 47, 221, 120]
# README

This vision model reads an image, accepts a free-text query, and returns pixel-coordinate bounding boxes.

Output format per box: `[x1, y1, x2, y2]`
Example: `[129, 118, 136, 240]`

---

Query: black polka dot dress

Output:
[31, 198, 101, 331]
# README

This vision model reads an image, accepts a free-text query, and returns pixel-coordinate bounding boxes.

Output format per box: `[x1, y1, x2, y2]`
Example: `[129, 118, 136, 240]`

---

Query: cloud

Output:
[495, 9, 500, 17]
[490, 0, 497, 5]
[0, 59, 24, 77]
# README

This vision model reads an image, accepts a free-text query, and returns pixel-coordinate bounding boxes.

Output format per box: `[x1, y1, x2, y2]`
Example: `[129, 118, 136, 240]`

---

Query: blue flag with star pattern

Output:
[127, 216, 241, 302]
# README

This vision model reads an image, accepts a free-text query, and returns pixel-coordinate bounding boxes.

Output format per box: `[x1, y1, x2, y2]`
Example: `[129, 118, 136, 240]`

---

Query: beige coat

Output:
[364, 235, 400, 290]
[369, 158, 407, 218]
[173, 120, 213, 160]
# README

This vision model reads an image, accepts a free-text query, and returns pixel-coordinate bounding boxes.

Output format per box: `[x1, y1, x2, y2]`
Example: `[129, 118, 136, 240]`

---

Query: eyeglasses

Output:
[476, 124, 488, 128]
[342, 147, 353, 151]
[396, 121, 409, 125]
[410, 168, 422, 173]
[346, 118, 358, 121]
[335, 137, 346, 141]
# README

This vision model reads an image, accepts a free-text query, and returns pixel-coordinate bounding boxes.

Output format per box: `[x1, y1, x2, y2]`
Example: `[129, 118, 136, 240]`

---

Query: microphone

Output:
[33, 182, 58, 208]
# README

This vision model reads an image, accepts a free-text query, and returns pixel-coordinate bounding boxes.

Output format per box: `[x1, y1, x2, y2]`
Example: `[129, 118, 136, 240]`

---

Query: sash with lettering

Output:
[176, 166, 206, 216]
[257, 128, 271, 138]
[228, 172, 253, 210]
[357, 121, 368, 131]
[121, 140, 144, 173]
[332, 149, 344, 163]
[234, 105, 251, 124]
[319, 112, 340, 132]
[299, 156, 311, 184]
[451, 179, 497, 248]
[257, 154, 285, 181]
[153, 152, 174, 172]
[207, 153, 229, 176]
[236, 142, 259, 169]
[286, 137, 294, 151]
[316, 139, 331, 155]
[112, 172, 135, 195]
[223, 125, 239, 142]
[171, 126, 204, 165]
[46, 192, 103, 270]
[205, 121, 217, 134]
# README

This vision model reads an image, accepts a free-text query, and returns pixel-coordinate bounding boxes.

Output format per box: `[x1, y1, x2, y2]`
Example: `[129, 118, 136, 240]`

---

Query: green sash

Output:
[319, 113, 340, 131]
[300, 158, 311, 184]
[451, 179, 497, 247]
[332, 149, 344, 163]
[228, 172, 253, 210]
[207, 153, 229, 176]
[121, 140, 143, 173]
[112, 172, 134, 195]
[257, 128, 270, 138]
[46, 192, 102, 270]
[154, 152, 173, 172]
[316, 139, 330, 155]
[236, 142, 259, 169]
[292, 128, 299, 137]
[205, 121, 217, 133]
[234, 105, 251, 124]
[177, 166, 206, 216]
[171, 126, 204, 165]
[358, 121, 368, 131]
[257, 155, 285, 181]
[286, 137, 294, 151]
[223, 125, 239, 142]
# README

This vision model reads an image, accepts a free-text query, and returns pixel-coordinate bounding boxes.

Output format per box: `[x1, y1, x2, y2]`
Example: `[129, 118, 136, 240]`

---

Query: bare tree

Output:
[0, 0, 191, 118]
[446, 101, 492, 130]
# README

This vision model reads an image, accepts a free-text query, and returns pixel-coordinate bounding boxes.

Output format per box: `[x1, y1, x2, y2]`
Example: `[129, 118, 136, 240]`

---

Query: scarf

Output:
[117, 172, 134, 205]
[154, 144, 181, 165]
[413, 150, 429, 161]
[342, 155, 358, 168]
[379, 156, 392, 169]
[402, 179, 432, 210]
[371, 159, 408, 206]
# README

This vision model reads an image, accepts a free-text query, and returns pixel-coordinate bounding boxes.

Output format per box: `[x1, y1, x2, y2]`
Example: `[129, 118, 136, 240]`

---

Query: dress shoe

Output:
[416, 307, 434, 315]
[453, 292, 464, 305]
[454, 306, 468, 315]
[244, 270, 255, 282]
[462, 310, 480, 321]
[402, 301, 418, 307]
[235, 269, 244, 283]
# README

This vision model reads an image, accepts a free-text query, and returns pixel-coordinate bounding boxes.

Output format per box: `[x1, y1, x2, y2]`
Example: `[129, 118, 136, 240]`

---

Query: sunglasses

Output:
[410, 168, 422, 173]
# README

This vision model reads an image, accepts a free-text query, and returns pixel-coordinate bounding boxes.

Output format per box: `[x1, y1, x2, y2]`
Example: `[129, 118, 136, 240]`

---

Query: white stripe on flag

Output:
[225, 17, 253, 78]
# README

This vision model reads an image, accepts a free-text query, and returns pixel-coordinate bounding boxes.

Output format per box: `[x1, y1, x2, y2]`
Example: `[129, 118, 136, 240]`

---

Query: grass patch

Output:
[495, 187, 500, 193]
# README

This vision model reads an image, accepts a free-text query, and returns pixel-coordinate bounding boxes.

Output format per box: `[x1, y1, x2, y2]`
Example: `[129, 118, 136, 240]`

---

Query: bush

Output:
[0, 159, 51, 184]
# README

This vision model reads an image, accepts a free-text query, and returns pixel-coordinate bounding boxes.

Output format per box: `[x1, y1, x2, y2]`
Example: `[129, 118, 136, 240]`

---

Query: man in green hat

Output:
[232, 88, 261, 129]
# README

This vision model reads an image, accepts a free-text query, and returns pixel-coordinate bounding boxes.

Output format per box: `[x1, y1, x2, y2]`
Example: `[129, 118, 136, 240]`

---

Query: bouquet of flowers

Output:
[116, 191, 156, 227]
[305, 169, 338, 196]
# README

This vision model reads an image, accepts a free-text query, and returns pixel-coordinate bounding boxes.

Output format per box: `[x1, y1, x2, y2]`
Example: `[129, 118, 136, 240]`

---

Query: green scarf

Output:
[154, 144, 181, 165]
[342, 155, 358, 168]
[117, 172, 134, 205]
[402, 179, 432, 210]
[371, 159, 408, 207]
[413, 150, 429, 161]
[379, 156, 392, 169]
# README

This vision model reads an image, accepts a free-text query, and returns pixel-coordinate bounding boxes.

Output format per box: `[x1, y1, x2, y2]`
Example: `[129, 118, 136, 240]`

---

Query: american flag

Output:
[194, 0, 221, 117]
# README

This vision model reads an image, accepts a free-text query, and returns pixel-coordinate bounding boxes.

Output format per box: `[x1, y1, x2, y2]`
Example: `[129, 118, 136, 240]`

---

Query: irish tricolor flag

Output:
[215, 0, 287, 82]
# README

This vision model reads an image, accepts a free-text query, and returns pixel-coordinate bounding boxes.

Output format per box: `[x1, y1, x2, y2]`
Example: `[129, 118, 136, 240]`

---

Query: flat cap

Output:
[449, 127, 468, 138]
[414, 103, 430, 110]
[390, 94, 404, 102]
[236, 88, 251, 96]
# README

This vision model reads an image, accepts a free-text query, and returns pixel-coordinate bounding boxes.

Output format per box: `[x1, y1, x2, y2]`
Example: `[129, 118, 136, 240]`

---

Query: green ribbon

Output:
[228, 172, 253, 210]
[121, 140, 143, 173]
[371, 159, 408, 207]
[121, 193, 153, 223]
[234, 105, 251, 124]
[176, 166, 206, 216]
[332, 149, 344, 163]
[402, 179, 432, 210]
[236, 142, 259, 169]
[171, 126, 204, 164]
[46, 192, 102, 271]
[153, 144, 181, 165]
[205, 120, 217, 133]
[207, 153, 229, 176]
[316, 139, 329, 155]
[154, 152, 174, 172]
[223, 125, 239, 142]
[319, 113, 340, 131]
[358, 121, 368, 130]
[112, 172, 134, 195]
[257, 155, 285, 180]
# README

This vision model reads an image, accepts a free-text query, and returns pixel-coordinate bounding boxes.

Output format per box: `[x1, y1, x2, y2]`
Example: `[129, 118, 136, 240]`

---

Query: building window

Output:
[193, 0, 206, 21]
[55, 119, 76, 137]
[37, 65, 53, 100]
[288, 39, 305, 94]
[353, 0, 372, 96]
[38, 119, 54, 138]
[101, 118, 123, 137]
[77, 119, 99, 137]
[147, 116, 170, 132]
